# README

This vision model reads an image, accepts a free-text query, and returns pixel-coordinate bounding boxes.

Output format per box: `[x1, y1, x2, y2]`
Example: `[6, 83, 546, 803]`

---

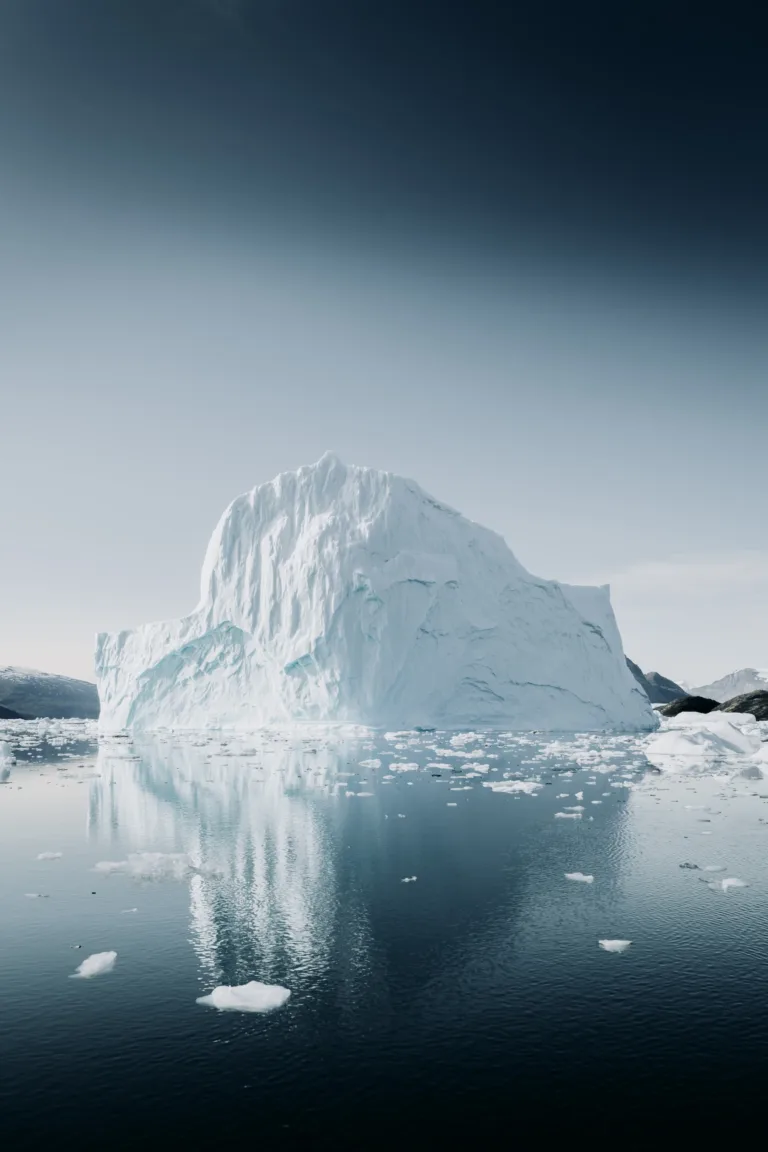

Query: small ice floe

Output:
[590, 800, 602, 805]
[703, 865, 726, 872]
[563, 804, 584, 812]
[358, 759, 381, 769]
[446, 802, 457, 807]
[356, 791, 374, 797]
[120, 907, 139, 914]
[24, 892, 49, 899]
[94, 852, 204, 881]
[196, 981, 290, 1013]
[36, 851, 63, 861]
[707, 877, 748, 892]
[70, 951, 117, 979]
[483, 780, 541, 795]
[565, 872, 594, 883]
[575, 791, 584, 800]
[599, 940, 632, 953]
[555, 811, 582, 820]
[401, 875, 418, 883]
[397, 813, 407, 818]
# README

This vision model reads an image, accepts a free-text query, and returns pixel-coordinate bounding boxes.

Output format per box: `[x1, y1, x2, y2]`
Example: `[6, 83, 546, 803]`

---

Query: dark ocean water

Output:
[1, 722, 768, 1147]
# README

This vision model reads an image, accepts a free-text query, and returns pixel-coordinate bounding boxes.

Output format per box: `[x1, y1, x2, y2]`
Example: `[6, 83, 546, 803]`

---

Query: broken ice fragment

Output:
[71, 951, 117, 978]
[196, 981, 290, 1013]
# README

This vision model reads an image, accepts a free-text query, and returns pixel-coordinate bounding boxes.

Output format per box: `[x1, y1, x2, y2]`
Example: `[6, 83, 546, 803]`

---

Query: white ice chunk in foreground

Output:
[36, 851, 63, 860]
[196, 981, 291, 1013]
[644, 711, 762, 772]
[599, 940, 632, 953]
[565, 872, 594, 883]
[71, 951, 117, 978]
[95, 455, 655, 732]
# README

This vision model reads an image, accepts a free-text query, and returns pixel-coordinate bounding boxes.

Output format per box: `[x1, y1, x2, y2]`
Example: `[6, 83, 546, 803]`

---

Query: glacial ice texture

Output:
[96, 455, 655, 732]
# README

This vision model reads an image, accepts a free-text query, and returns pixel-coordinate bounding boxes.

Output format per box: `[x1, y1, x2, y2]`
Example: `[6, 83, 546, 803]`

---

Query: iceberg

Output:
[95, 455, 655, 732]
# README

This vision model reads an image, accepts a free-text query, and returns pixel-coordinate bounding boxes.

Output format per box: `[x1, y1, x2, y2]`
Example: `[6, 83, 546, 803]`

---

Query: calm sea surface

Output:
[1, 720, 768, 1147]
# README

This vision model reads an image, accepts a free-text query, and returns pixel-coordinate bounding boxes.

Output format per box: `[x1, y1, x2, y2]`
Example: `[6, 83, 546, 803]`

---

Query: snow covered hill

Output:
[96, 454, 656, 732]
[0, 667, 99, 719]
[693, 668, 768, 703]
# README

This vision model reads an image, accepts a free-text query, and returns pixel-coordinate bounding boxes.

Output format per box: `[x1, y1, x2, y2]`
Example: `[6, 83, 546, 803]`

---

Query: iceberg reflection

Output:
[91, 731, 365, 985]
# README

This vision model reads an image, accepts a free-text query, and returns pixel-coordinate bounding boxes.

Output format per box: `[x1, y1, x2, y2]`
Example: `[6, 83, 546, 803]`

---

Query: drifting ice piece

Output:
[95, 455, 655, 732]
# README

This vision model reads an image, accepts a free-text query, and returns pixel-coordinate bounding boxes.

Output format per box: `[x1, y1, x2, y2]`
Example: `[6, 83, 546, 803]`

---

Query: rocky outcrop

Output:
[0, 667, 100, 720]
[0, 704, 25, 720]
[626, 659, 686, 704]
[659, 695, 720, 717]
[719, 690, 768, 722]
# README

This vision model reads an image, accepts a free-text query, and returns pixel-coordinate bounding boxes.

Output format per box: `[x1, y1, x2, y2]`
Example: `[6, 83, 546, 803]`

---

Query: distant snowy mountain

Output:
[96, 454, 655, 732]
[693, 668, 768, 703]
[0, 667, 100, 719]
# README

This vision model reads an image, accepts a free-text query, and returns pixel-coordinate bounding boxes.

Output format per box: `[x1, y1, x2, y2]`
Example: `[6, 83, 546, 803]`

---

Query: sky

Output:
[1, 0, 767, 686]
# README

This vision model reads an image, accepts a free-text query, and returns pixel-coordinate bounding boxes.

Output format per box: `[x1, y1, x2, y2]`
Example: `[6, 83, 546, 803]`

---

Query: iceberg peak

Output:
[95, 459, 656, 732]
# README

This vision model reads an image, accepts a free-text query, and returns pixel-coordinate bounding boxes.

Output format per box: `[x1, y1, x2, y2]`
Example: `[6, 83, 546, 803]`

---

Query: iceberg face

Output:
[95, 454, 656, 732]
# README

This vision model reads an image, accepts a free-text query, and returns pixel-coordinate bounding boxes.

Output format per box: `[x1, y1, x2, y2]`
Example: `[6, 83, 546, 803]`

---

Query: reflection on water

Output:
[4, 722, 768, 1141]
[91, 733, 356, 986]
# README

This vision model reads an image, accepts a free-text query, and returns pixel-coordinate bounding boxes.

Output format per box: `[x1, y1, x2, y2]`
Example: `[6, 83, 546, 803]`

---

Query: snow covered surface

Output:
[96, 455, 654, 733]
[644, 710, 767, 772]
[196, 981, 291, 1013]
[71, 951, 117, 978]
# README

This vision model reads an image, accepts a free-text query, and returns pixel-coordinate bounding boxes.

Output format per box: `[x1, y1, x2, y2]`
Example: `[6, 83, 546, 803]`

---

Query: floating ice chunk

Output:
[358, 759, 381, 768]
[599, 940, 632, 953]
[575, 791, 584, 800]
[0, 740, 15, 765]
[401, 876, 418, 883]
[446, 802, 457, 806]
[71, 951, 117, 978]
[565, 872, 594, 883]
[120, 907, 139, 913]
[703, 865, 726, 872]
[196, 981, 290, 1013]
[483, 780, 542, 795]
[555, 811, 582, 820]
[94, 852, 202, 881]
[36, 851, 63, 860]
[397, 813, 406, 818]
[708, 877, 748, 891]
[24, 892, 48, 898]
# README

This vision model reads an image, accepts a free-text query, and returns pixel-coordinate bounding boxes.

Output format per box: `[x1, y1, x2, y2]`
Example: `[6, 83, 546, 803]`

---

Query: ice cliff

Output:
[95, 454, 656, 732]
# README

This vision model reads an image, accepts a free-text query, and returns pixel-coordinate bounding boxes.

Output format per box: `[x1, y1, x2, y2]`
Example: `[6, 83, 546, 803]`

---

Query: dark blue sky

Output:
[2, 0, 767, 281]
[1, 0, 767, 682]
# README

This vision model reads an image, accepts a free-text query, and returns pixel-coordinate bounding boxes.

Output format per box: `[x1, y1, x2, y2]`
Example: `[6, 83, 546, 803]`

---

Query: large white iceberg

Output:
[95, 454, 655, 732]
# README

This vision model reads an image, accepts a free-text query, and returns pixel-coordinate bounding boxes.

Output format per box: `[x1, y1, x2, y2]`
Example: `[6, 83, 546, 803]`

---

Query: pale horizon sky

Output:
[1, 1, 766, 689]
